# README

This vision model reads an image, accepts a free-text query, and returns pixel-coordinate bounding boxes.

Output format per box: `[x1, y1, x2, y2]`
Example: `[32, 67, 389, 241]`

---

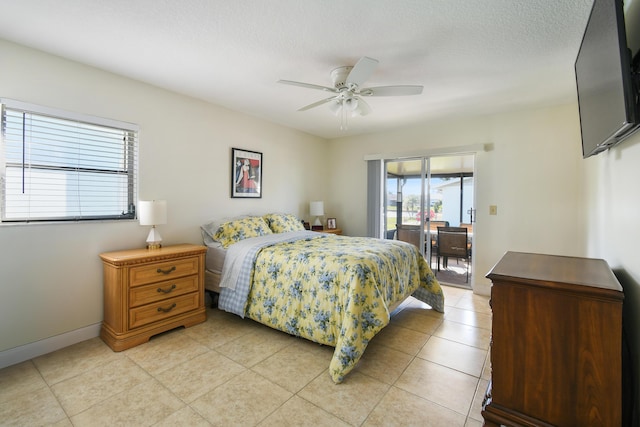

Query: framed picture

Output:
[231, 148, 262, 198]
[327, 218, 337, 229]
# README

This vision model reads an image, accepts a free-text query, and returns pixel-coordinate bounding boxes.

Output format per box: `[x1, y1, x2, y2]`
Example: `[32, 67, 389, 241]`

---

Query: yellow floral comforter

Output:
[219, 232, 444, 383]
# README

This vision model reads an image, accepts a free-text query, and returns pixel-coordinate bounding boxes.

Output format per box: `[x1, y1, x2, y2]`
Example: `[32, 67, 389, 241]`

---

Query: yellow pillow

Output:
[263, 213, 305, 233]
[213, 216, 272, 248]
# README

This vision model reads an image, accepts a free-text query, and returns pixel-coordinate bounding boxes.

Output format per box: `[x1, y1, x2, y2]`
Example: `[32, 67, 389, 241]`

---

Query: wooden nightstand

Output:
[314, 228, 342, 235]
[99, 244, 207, 351]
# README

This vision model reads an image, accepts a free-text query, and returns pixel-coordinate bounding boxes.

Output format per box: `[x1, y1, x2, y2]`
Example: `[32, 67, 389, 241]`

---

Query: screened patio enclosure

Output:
[384, 154, 475, 286]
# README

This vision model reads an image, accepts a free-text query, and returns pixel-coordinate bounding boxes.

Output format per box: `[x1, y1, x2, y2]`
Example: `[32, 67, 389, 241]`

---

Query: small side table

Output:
[315, 228, 342, 235]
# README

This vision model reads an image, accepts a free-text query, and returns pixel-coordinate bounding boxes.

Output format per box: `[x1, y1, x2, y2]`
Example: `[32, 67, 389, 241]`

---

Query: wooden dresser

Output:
[100, 244, 207, 351]
[482, 251, 623, 427]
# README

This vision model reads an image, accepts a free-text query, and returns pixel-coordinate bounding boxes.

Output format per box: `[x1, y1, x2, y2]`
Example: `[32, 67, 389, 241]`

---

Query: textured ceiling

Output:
[0, 0, 594, 139]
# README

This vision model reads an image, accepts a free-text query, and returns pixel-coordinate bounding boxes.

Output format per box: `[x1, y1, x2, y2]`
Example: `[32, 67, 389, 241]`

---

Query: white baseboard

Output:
[0, 323, 102, 369]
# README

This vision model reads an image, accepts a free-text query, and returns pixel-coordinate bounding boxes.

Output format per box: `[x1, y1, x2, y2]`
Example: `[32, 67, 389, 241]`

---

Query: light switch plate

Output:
[489, 205, 498, 215]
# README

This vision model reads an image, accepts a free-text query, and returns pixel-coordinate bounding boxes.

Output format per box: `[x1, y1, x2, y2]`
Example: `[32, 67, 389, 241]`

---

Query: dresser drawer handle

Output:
[157, 303, 177, 313]
[157, 284, 177, 294]
[157, 266, 176, 275]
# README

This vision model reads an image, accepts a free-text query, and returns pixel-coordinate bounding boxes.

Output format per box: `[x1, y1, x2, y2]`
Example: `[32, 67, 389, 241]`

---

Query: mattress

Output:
[204, 241, 225, 294]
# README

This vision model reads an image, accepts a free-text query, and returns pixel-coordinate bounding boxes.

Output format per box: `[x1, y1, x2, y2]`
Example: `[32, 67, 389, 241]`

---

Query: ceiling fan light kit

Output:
[278, 56, 423, 130]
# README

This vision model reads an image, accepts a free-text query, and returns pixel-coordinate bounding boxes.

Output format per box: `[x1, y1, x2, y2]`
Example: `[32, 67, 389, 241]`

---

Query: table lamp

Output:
[309, 201, 324, 227]
[138, 200, 167, 249]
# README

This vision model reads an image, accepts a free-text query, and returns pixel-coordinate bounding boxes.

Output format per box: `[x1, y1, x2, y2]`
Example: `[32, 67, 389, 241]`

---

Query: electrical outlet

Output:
[489, 205, 498, 215]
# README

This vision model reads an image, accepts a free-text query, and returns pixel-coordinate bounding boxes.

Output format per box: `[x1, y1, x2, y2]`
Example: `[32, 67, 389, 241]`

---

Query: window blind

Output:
[366, 159, 382, 238]
[0, 100, 138, 222]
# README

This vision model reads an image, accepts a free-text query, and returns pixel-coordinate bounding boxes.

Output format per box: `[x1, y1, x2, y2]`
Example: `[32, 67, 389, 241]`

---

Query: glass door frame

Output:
[384, 157, 433, 259]
[383, 154, 475, 271]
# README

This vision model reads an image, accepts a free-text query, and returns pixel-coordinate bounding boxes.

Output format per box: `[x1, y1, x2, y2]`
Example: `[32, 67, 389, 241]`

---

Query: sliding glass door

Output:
[384, 154, 475, 269]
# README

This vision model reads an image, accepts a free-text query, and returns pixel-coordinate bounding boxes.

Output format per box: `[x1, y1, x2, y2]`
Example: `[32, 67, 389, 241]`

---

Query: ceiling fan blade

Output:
[346, 57, 379, 86]
[297, 96, 338, 111]
[277, 80, 337, 93]
[360, 85, 424, 96]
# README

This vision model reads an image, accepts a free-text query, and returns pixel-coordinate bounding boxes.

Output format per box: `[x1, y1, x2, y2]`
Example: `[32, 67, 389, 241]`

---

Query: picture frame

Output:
[327, 218, 337, 230]
[231, 148, 262, 198]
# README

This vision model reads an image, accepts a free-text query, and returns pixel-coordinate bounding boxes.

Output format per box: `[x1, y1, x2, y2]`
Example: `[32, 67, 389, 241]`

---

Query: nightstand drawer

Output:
[129, 256, 199, 287]
[129, 292, 200, 329]
[129, 275, 198, 308]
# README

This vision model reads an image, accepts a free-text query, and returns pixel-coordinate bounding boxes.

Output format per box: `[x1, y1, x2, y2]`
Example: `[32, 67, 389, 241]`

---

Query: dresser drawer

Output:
[129, 256, 199, 287]
[129, 275, 198, 308]
[129, 292, 200, 329]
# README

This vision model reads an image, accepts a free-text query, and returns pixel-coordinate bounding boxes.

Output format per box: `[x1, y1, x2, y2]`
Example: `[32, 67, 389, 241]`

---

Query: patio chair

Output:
[459, 222, 473, 260]
[396, 224, 422, 250]
[436, 226, 470, 282]
[426, 220, 448, 267]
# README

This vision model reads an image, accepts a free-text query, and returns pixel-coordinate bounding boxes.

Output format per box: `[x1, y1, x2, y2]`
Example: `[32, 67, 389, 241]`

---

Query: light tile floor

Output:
[0, 285, 491, 426]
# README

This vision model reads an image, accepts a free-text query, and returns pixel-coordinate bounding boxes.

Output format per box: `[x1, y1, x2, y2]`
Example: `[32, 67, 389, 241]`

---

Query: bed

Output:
[201, 213, 444, 383]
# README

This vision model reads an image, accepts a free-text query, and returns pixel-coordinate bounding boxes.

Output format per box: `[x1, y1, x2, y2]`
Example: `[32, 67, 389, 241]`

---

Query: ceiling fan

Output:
[277, 57, 423, 129]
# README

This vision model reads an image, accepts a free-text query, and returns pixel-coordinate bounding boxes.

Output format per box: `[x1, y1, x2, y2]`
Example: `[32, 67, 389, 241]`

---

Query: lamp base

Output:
[146, 226, 163, 250]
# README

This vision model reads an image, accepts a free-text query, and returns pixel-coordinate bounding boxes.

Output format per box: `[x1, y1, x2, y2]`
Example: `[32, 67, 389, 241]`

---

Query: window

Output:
[0, 99, 138, 222]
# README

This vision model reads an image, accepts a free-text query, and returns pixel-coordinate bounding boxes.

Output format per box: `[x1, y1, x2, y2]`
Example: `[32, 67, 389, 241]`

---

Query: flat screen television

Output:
[575, 0, 640, 158]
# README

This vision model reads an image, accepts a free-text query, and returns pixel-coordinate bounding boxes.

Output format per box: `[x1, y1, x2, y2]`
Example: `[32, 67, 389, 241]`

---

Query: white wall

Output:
[327, 103, 587, 295]
[0, 40, 327, 356]
[583, 133, 640, 423]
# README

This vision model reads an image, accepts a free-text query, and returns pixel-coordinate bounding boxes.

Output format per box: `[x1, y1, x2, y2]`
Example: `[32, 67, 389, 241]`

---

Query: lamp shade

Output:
[309, 201, 324, 217]
[344, 97, 358, 111]
[138, 200, 167, 226]
[329, 100, 342, 116]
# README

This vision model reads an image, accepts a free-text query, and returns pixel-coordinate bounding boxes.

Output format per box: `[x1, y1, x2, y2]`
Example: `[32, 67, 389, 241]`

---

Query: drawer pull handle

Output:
[157, 266, 176, 275]
[157, 303, 176, 313]
[157, 284, 176, 294]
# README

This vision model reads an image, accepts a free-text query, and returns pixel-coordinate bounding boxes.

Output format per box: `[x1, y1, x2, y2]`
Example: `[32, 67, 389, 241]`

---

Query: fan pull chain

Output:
[340, 99, 348, 131]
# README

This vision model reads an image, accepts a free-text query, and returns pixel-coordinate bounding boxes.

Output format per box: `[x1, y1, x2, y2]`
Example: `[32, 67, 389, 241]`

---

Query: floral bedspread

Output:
[218, 231, 444, 383]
